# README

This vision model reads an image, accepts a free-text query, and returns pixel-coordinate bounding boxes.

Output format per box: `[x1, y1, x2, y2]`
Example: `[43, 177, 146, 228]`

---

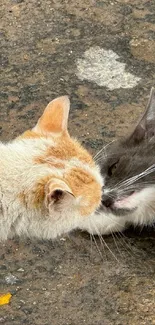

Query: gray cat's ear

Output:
[127, 88, 155, 144]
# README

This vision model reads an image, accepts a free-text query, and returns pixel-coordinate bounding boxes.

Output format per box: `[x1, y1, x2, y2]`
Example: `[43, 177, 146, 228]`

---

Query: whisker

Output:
[97, 211, 125, 229]
[90, 219, 119, 262]
[116, 164, 155, 189]
[98, 234, 108, 261]
[93, 212, 137, 258]
[94, 140, 117, 161]
[95, 152, 119, 164]
[111, 232, 124, 259]
[115, 231, 135, 257]
[90, 233, 93, 253]
[89, 233, 94, 261]
[92, 234, 103, 259]
[100, 234, 120, 263]
[94, 147, 105, 160]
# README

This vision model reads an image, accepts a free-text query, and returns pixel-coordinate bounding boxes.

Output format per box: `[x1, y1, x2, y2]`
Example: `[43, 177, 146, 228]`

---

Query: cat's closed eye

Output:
[108, 160, 119, 177]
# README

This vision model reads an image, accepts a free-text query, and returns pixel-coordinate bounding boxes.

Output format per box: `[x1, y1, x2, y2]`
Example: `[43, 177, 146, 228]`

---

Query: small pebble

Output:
[5, 274, 18, 285]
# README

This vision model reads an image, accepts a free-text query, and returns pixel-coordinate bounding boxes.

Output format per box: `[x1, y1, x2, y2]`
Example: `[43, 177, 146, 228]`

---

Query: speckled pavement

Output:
[0, 1, 155, 324]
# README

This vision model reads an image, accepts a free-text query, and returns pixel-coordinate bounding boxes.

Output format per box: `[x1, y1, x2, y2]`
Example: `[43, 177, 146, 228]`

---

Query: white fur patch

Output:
[79, 211, 126, 235]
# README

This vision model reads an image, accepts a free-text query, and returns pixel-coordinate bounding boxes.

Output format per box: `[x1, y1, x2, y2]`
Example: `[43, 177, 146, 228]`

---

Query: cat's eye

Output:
[108, 161, 119, 177]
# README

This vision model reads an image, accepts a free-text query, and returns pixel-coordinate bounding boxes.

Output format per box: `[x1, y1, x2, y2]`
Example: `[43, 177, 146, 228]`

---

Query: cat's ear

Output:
[45, 178, 75, 207]
[33, 96, 70, 136]
[127, 88, 155, 144]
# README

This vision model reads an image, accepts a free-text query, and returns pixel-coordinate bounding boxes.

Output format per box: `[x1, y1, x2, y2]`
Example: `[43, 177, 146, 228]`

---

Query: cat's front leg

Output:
[79, 211, 127, 235]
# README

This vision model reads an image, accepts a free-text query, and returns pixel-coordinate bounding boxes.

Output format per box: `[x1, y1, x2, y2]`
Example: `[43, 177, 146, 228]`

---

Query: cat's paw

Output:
[79, 212, 126, 235]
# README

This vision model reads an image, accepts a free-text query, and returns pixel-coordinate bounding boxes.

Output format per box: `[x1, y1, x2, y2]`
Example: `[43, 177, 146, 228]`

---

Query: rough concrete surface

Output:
[0, 0, 155, 324]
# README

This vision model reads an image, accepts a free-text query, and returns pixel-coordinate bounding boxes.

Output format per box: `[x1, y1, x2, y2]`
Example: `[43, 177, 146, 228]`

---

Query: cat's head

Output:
[98, 88, 155, 218]
[17, 96, 102, 233]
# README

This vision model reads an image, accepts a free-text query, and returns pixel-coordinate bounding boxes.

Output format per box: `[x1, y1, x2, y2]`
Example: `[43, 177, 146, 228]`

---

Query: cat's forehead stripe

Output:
[32, 137, 94, 167]
[18, 131, 94, 166]
[64, 167, 101, 216]
[34, 156, 65, 169]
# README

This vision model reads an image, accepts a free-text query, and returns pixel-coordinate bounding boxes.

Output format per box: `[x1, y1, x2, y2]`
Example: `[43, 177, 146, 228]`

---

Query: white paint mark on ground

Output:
[76, 46, 141, 90]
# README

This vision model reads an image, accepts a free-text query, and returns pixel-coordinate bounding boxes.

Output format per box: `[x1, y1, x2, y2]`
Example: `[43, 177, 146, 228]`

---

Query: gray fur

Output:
[98, 88, 155, 218]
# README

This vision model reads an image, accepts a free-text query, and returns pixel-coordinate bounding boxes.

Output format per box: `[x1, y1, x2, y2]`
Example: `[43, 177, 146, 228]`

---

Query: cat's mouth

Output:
[101, 191, 137, 216]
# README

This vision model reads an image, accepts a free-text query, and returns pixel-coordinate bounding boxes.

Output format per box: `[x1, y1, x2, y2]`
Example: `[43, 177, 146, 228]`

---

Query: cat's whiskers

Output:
[90, 218, 119, 262]
[120, 164, 155, 187]
[97, 211, 125, 228]
[115, 231, 136, 257]
[95, 152, 108, 164]
[95, 151, 118, 164]
[111, 232, 124, 259]
[118, 228, 154, 272]
[99, 232, 120, 263]
[95, 212, 138, 259]
[112, 182, 155, 201]
[94, 140, 117, 162]
[90, 233, 93, 259]
[87, 219, 105, 260]
[113, 231, 130, 255]
[98, 232, 108, 261]
[109, 164, 155, 194]
[94, 147, 105, 160]
[95, 154, 115, 164]
[92, 233, 103, 259]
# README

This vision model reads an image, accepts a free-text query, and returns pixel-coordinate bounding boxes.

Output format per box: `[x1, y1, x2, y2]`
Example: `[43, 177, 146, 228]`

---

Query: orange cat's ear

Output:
[33, 96, 70, 136]
[45, 178, 75, 206]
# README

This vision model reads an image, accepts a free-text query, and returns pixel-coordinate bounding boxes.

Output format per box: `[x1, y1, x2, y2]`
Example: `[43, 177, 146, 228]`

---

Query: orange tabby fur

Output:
[0, 96, 103, 240]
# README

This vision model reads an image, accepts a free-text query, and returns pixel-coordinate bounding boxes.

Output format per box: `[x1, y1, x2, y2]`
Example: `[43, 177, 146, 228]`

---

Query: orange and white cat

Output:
[0, 96, 103, 241]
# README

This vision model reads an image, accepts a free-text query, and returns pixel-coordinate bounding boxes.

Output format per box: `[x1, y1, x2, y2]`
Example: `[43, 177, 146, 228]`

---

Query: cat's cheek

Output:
[114, 193, 137, 210]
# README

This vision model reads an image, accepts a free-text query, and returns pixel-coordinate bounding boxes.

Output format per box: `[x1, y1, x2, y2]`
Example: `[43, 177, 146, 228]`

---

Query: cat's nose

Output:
[102, 195, 113, 208]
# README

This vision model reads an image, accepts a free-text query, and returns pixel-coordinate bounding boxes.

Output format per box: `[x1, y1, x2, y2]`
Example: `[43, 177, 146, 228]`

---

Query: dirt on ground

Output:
[0, 0, 155, 324]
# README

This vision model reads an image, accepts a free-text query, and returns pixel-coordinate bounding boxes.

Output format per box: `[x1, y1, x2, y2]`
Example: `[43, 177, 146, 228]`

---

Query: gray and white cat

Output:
[80, 88, 155, 235]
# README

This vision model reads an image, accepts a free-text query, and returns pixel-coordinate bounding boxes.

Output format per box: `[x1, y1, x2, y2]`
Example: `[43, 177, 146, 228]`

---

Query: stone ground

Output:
[0, 0, 155, 324]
